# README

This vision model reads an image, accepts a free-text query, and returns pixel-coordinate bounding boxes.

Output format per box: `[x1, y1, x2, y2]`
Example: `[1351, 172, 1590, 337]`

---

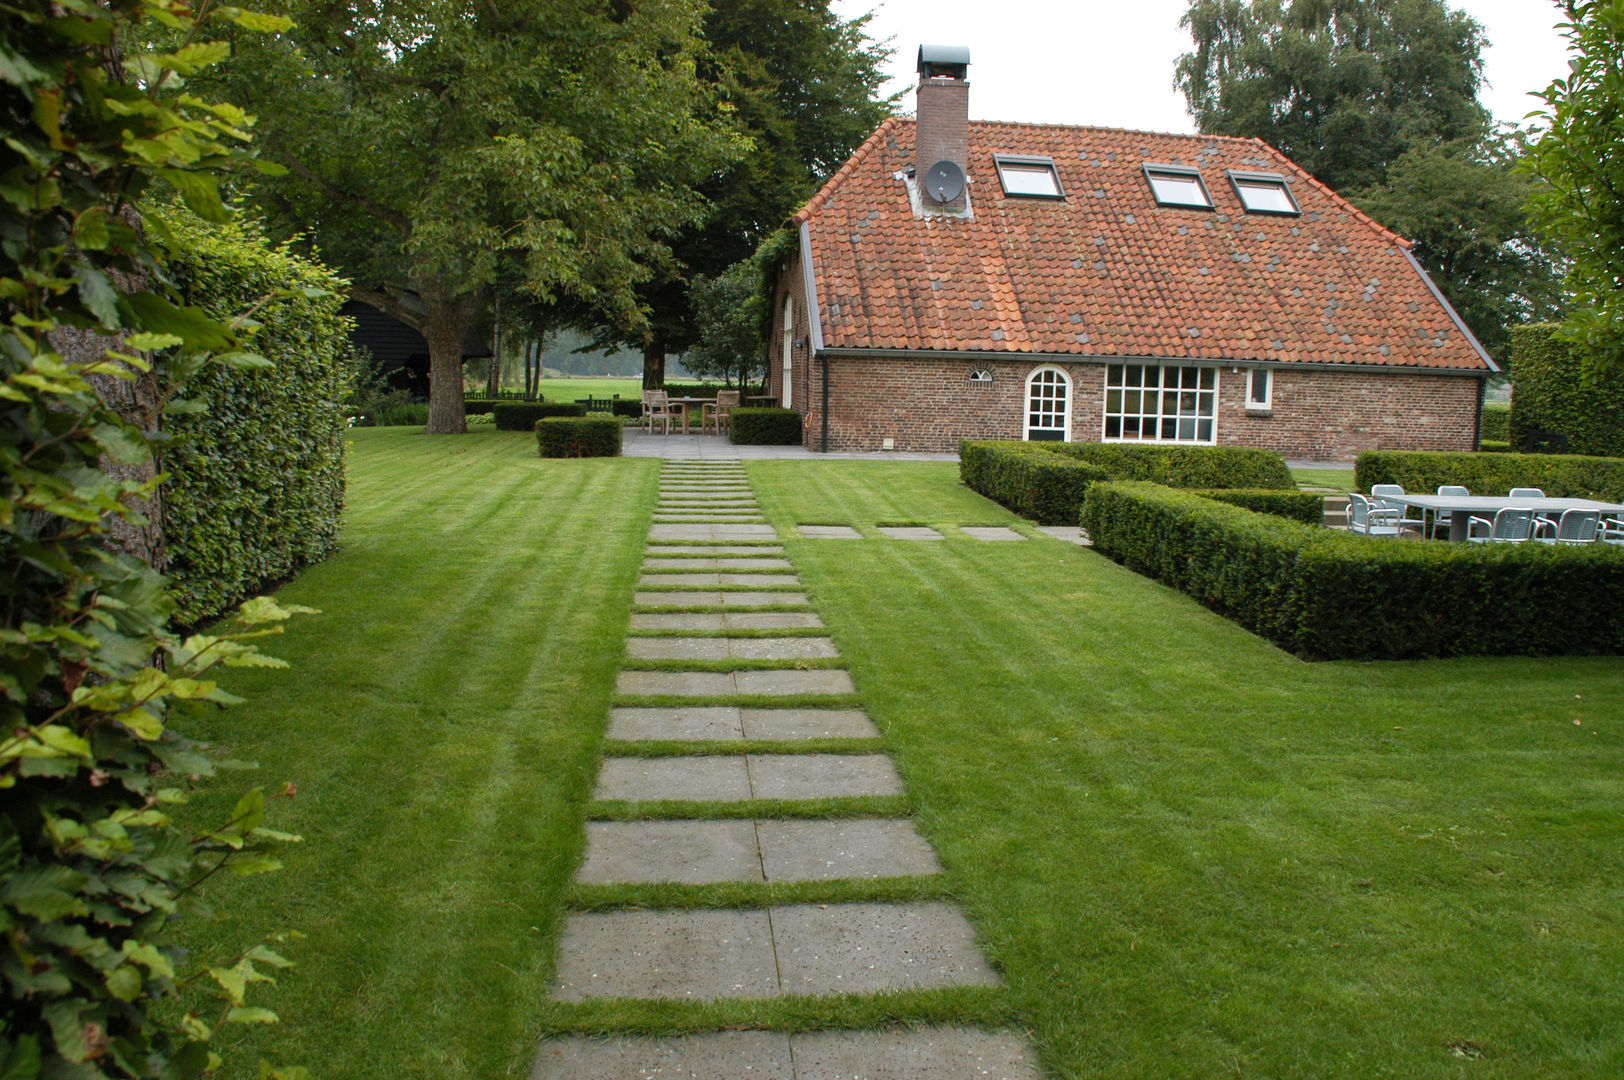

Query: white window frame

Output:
[1143, 163, 1214, 209]
[1246, 368, 1273, 411]
[1102, 363, 1219, 445]
[1024, 365, 1072, 442]
[995, 155, 1065, 199]
[1226, 170, 1301, 216]
[781, 295, 794, 410]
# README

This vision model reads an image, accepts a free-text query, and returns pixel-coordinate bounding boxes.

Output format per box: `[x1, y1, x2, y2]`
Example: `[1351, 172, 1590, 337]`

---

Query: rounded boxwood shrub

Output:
[494, 401, 586, 430]
[731, 407, 802, 445]
[537, 415, 622, 457]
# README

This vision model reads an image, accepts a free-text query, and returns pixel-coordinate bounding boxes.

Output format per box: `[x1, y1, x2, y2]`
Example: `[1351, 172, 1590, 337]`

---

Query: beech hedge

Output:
[731, 407, 802, 445]
[537, 415, 622, 457]
[493, 401, 586, 429]
[1355, 450, 1624, 502]
[1081, 481, 1624, 659]
[157, 209, 350, 625]
[1507, 324, 1624, 456]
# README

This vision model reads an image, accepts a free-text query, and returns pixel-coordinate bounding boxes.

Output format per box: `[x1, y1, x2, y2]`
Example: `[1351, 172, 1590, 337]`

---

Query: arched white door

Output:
[1025, 366, 1071, 441]
[781, 296, 794, 410]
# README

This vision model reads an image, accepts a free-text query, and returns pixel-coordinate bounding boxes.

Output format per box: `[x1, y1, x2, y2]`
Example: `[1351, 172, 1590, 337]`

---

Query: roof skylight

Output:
[1229, 171, 1300, 215]
[995, 156, 1064, 199]
[1144, 164, 1213, 209]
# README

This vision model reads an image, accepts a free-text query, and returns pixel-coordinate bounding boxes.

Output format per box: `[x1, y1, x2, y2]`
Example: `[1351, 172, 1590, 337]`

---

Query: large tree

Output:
[209, 0, 743, 432]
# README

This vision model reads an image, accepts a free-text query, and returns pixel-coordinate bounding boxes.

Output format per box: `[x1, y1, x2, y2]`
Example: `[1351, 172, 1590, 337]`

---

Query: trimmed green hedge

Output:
[536, 415, 622, 457]
[1481, 400, 1510, 442]
[961, 440, 1294, 524]
[1081, 481, 1624, 659]
[1356, 450, 1624, 502]
[493, 401, 585, 430]
[612, 398, 643, 419]
[156, 209, 349, 625]
[463, 399, 500, 415]
[1508, 324, 1624, 456]
[731, 407, 802, 445]
[1193, 488, 1325, 525]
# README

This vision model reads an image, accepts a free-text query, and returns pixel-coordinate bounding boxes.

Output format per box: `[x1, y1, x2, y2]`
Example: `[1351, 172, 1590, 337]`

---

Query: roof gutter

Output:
[1400, 247, 1499, 374]
[812, 346, 1494, 378]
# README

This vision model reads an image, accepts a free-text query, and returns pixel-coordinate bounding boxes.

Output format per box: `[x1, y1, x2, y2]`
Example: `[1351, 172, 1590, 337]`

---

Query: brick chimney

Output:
[916, 45, 970, 182]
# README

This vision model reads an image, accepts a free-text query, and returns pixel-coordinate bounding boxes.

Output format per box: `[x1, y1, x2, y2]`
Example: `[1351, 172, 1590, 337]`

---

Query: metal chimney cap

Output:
[917, 44, 970, 78]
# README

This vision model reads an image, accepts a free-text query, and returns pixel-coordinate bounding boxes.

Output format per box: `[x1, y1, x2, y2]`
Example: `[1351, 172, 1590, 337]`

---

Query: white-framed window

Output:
[1246, 368, 1272, 410]
[1143, 164, 1213, 209]
[781, 295, 794, 410]
[1227, 170, 1301, 215]
[1103, 364, 1217, 444]
[1024, 366, 1071, 442]
[995, 156, 1064, 199]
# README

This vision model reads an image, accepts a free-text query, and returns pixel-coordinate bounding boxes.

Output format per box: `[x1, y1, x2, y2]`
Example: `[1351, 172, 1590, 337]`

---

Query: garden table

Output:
[665, 397, 711, 435]
[1377, 492, 1624, 541]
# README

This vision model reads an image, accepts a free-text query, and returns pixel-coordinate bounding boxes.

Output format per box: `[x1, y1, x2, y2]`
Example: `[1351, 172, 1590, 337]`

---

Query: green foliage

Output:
[957, 443, 1110, 525]
[684, 261, 765, 387]
[1480, 440, 1512, 453]
[1355, 449, 1624, 501]
[612, 399, 645, 419]
[752, 228, 800, 348]
[369, 403, 430, 428]
[1051, 442, 1294, 488]
[1193, 487, 1326, 524]
[535, 416, 622, 458]
[1523, 0, 1624, 375]
[1508, 324, 1624, 457]
[1481, 400, 1510, 442]
[152, 208, 349, 625]
[493, 402, 585, 430]
[460, 399, 499, 416]
[1, 3, 306, 1075]
[1082, 482, 1624, 659]
[729, 407, 802, 445]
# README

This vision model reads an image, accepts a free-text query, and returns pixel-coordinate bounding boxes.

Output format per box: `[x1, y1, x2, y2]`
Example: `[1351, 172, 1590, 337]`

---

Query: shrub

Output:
[1051, 442, 1294, 489]
[1481, 400, 1510, 442]
[463, 398, 499, 415]
[1356, 450, 1624, 502]
[1193, 488, 1326, 525]
[1480, 440, 1512, 453]
[154, 208, 350, 625]
[373, 402, 430, 427]
[1082, 482, 1624, 659]
[612, 398, 644, 419]
[537, 415, 623, 457]
[1508, 324, 1624, 456]
[493, 401, 586, 430]
[731, 407, 802, 445]
[959, 441, 1109, 524]
[662, 382, 725, 398]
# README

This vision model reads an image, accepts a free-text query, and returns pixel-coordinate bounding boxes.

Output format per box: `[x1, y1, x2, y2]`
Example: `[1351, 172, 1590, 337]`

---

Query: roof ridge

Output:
[793, 116, 902, 226]
[1251, 137, 1412, 250]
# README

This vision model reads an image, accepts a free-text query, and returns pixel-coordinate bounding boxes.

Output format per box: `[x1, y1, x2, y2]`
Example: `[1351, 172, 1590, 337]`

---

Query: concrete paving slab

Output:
[531, 1032, 793, 1080]
[1036, 525, 1091, 546]
[627, 612, 726, 631]
[653, 517, 766, 525]
[648, 525, 720, 542]
[594, 755, 752, 802]
[771, 902, 1000, 995]
[733, 669, 855, 696]
[637, 592, 809, 609]
[643, 557, 793, 571]
[577, 820, 763, 884]
[607, 706, 743, 741]
[625, 637, 731, 660]
[637, 573, 722, 586]
[646, 545, 786, 556]
[741, 708, 880, 740]
[720, 592, 808, 607]
[960, 526, 1025, 542]
[643, 558, 721, 570]
[617, 670, 735, 696]
[798, 525, 863, 539]
[656, 507, 761, 514]
[747, 754, 902, 799]
[789, 1028, 1039, 1080]
[550, 909, 778, 1000]
[725, 611, 824, 629]
[715, 574, 801, 586]
[757, 818, 940, 881]
[713, 524, 779, 539]
[727, 637, 839, 660]
[877, 526, 945, 540]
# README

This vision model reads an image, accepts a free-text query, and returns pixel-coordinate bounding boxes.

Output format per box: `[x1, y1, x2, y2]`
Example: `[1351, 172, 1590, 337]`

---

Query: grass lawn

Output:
[1291, 465, 1356, 490]
[179, 435, 1624, 1079]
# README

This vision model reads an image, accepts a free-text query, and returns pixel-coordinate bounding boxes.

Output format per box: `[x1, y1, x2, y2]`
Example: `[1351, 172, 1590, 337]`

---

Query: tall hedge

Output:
[156, 209, 350, 624]
[1051, 442, 1294, 489]
[1508, 324, 1624, 456]
[1355, 449, 1624, 502]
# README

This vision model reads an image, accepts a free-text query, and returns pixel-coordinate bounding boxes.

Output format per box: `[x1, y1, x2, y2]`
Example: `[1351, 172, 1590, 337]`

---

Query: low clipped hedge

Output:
[612, 398, 643, 419]
[961, 440, 1293, 524]
[463, 399, 500, 415]
[1193, 488, 1325, 525]
[730, 407, 802, 445]
[1081, 481, 1624, 660]
[493, 401, 586, 430]
[1356, 450, 1624, 502]
[536, 415, 622, 458]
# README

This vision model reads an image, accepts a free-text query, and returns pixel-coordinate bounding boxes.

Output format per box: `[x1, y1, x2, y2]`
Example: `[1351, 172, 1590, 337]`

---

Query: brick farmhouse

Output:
[765, 47, 1496, 459]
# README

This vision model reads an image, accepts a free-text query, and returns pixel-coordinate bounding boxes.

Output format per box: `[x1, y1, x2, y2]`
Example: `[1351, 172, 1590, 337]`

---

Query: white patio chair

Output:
[1533, 508, 1601, 545]
[1370, 483, 1425, 535]
[1346, 493, 1401, 537]
[1430, 484, 1470, 538]
[1508, 487, 1545, 499]
[1467, 507, 1535, 544]
[1600, 516, 1624, 546]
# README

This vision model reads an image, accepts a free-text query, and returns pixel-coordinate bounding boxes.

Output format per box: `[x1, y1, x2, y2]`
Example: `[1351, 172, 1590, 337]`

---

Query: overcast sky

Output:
[832, 0, 1573, 134]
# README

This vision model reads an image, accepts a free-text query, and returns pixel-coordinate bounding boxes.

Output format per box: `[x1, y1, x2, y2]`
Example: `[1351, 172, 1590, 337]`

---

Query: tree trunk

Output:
[417, 281, 480, 434]
[642, 334, 666, 390]
[485, 295, 501, 398]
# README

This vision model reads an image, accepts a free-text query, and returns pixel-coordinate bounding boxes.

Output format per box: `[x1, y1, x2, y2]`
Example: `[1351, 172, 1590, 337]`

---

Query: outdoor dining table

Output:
[664, 396, 712, 435]
[1378, 492, 1624, 541]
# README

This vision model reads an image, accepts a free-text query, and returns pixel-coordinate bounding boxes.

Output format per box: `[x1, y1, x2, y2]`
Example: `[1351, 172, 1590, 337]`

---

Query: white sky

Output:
[833, 0, 1573, 134]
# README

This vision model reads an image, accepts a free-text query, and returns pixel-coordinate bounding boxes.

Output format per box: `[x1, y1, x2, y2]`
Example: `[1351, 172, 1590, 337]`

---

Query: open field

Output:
[177, 431, 1624, 1079]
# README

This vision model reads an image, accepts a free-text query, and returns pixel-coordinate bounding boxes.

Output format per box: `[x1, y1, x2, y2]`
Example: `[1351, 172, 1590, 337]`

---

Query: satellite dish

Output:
[924, 159, 966, 203]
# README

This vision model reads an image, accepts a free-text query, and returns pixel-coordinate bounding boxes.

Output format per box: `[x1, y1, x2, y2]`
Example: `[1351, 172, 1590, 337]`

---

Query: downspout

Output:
[1474, 377, 1484, 450]
[799, 222, 827, 453]
[821, 352, 830, 453]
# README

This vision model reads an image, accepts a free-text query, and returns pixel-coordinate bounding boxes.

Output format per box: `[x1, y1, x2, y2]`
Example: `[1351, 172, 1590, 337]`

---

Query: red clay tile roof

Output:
[794, 119, 1492, 372]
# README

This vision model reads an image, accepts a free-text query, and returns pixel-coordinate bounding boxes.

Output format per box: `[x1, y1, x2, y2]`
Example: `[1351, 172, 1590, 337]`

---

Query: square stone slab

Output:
[577, 820, 763, 884]
[720, 592, 808, 608]
[639, 572, 722, 586]
[789, 1028, 1040, 1080]
[712, 558, 793, 570]
[725, 612, 824, 629]
[747, 753, 902, 799]
[727, 637, 839, 660]
[771, 902, 1000, 995]
[798, 525, 863, 539]
[625, 637, 731, 660]
[550, 909, 778, 1000]
[531, 1032, 793, 1080]
[627, 612, 726, 631]
[733, 669, 855, 696]
[877, 526, 945, 540]
[959, 526, 1025, 542]
[1036, 525, 1092, 546]
[644, 558, 720, 570]
[634, 591, 724, 607]
[713, 524, 778, 539]
[647, 545, 786, 556]
[757, 818, 940, 881]
[715, 574, 800, 587]
[617, 670, 735, 696]
[594, 756, 751, 802]
[648, 525, 720, 542]
[607, 706, 742, 741]
[741, 708, 880, 740]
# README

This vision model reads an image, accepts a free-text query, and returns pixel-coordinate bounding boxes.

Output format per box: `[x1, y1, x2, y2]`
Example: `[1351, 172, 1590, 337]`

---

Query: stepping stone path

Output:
[537, 461, 1039, 1079]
